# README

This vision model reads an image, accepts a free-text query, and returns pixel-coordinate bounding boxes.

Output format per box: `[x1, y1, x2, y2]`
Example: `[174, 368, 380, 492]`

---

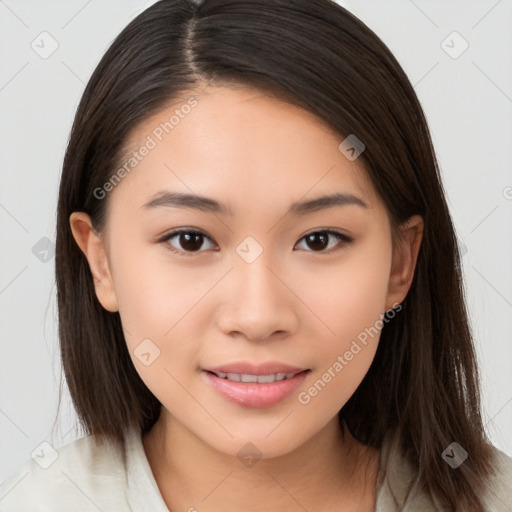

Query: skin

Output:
[70, 84, 423, 512]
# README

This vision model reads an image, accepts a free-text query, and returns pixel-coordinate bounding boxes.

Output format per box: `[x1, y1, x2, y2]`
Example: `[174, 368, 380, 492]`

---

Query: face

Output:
[71, 84, 422, 459]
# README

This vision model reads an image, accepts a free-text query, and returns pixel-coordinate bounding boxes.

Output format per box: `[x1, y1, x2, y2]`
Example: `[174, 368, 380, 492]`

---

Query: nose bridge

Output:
[237, 249, 280, 300]
[235, 234, 286, 305]
[215, 239, 297, 340]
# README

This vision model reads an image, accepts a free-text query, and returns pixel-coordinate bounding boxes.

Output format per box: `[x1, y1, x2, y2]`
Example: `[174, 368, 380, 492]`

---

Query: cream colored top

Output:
[1, 427, 511, 511]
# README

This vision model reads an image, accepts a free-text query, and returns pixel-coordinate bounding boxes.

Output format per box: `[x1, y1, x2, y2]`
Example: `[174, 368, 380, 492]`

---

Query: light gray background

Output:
[1, 0, 511, 483]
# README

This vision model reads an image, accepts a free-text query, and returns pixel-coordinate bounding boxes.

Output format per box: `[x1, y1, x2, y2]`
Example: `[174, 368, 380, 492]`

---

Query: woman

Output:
[1, 1, 511, 510]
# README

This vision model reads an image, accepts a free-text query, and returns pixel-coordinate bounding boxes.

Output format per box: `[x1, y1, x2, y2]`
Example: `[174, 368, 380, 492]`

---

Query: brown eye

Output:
[295, 230, 353, 252]
[304, 232, 329, 251]
[176, 232, 204, 251]
[159, 228, 353, 256]
[160, 229, 216, 254]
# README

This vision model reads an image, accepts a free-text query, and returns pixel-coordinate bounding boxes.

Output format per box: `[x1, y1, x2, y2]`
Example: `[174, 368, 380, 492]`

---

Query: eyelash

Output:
[157, 228, 354, 257]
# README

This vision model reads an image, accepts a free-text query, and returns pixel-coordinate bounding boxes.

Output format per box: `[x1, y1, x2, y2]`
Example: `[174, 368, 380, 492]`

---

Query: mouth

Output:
[201, 368, 311, 408]
[204, 369, 305, 383]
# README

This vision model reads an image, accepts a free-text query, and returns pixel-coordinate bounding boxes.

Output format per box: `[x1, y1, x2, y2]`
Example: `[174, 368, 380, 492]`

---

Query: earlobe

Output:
[69, 212, 119, 313]
[385, 214, 424, 310]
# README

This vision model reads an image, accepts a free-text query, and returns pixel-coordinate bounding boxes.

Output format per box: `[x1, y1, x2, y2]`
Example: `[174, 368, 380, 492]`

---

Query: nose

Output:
[214, 253, 299, 343]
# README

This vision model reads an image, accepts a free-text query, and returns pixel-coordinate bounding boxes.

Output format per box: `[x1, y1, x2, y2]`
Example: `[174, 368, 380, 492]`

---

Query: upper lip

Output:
[204, 361, 310, 376]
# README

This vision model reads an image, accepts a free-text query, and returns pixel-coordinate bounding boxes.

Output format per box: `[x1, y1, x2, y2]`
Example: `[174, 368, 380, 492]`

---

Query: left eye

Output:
[295, 230, 353, 252]
[158, 229, 353, 255]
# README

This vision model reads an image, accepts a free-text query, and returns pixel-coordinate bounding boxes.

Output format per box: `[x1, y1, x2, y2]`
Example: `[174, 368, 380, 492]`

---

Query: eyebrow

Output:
[142, 191, 368, 216]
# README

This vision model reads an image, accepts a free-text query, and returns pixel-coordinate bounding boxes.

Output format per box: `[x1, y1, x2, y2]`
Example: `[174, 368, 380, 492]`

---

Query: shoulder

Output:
[0, 432, 129, 511]
[376, 431, 512, 511]
[482, 444, 512, 509]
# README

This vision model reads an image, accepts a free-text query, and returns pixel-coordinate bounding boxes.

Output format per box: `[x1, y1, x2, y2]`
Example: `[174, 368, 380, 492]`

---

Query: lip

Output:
[204, 361, 309, 375]
[201, 362, 311, 408]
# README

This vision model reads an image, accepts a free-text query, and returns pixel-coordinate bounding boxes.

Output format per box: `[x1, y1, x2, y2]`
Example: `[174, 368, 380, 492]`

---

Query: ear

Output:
[385, 214, 424, 310]
[69, 212, 119, 312]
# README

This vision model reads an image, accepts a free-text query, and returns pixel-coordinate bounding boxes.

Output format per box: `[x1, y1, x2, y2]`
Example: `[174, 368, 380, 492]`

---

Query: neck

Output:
[143, 410, 380, 512]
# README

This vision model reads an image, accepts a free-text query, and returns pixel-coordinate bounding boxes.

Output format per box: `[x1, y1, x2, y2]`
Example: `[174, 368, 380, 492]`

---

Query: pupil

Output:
[181, 233, 202, 251]
[307, 233, 328, 251]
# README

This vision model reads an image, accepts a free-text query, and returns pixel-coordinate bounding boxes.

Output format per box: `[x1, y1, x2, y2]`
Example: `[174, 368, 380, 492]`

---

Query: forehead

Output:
[109, 85, 380, 217]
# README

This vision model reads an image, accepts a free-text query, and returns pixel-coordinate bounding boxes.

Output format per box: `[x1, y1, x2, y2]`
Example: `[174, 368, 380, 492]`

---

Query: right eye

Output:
[158, 229, 217, 256]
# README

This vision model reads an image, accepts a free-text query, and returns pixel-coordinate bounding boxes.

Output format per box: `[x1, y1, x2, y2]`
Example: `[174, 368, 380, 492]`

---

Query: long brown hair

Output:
[54, 1, 495, 509]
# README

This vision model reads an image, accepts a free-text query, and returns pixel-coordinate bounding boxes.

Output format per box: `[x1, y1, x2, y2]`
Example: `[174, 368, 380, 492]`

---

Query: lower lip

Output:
[202, 370, 310, 408]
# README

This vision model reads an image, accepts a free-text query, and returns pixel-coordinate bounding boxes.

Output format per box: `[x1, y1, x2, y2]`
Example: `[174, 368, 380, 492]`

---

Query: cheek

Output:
[111, 234, 197, 332]
[294, 238, 391, 409]
[108, 237, 207, 376]
[110, 245, 205, 409]
[296, 235, 392, 344]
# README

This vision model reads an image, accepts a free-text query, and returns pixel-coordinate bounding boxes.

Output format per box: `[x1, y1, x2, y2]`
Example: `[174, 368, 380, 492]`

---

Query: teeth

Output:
[213, 371, 300, 383]
[258, 374, 280, 383]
